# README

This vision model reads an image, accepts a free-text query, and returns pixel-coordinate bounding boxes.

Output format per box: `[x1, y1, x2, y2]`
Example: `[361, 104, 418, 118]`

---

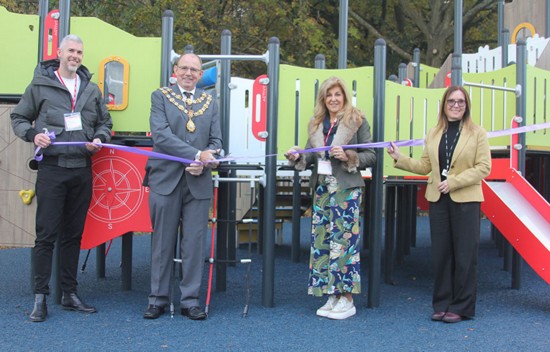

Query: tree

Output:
[0, 0, 499, 75]
[348, 0, 498, 68]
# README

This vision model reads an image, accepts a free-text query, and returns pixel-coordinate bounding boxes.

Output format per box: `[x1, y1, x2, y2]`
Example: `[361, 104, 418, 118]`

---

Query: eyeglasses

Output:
[447, 99, 466, 107]
[177, 65, 201, 74]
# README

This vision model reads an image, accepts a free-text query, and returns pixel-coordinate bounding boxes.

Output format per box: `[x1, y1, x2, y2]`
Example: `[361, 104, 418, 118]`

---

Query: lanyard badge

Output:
[56, 70, 83, 131]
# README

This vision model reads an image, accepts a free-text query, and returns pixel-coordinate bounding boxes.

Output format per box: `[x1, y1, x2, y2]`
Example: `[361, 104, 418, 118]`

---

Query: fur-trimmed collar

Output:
[307, 115, 362, 157]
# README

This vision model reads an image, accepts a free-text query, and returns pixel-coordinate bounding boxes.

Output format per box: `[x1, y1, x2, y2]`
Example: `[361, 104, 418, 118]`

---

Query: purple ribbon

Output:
[299, 139, 424, 154]
[289, 122, 550, 155]
[40, 141, 198, 164]
[34, 130, 57, 161]
[34, 122, 550, 163]
[486, 121, 550, 138]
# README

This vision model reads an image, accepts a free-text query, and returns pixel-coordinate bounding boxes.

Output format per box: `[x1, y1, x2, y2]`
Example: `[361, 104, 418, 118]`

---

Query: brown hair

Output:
[436, 85, 475, 133]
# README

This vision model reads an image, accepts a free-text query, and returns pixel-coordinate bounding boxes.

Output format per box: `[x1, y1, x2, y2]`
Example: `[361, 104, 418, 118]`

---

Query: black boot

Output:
[61, 292, 97, 313]
[29, 294, 47, 322]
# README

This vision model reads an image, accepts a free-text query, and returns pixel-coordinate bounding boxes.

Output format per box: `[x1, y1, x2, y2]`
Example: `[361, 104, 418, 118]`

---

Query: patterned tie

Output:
[183, 91, 192, 106]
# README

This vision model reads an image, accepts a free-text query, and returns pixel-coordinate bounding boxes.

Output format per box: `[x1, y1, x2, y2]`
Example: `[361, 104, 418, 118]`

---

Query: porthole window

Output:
[98, 56, 129, 110]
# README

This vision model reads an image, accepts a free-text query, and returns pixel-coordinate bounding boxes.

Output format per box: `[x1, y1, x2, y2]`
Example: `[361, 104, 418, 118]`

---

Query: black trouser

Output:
[33, 164, 92, 294]
[429, 193, 480, 317]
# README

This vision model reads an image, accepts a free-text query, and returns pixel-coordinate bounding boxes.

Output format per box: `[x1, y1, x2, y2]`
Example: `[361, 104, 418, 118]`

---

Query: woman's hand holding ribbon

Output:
[330, 146, 348, 161]
[386, 142, 401, 161]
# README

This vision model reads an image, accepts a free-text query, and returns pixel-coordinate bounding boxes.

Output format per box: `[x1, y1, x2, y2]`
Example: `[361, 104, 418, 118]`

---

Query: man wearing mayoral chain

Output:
[143, 53, 222, 320]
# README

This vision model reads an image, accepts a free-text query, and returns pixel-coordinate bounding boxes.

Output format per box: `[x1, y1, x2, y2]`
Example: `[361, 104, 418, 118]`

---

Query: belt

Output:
[40, 155, 92, 167]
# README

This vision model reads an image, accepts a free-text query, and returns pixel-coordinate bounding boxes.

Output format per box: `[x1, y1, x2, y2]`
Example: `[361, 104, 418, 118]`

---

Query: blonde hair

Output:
[311, 76, 363, 129]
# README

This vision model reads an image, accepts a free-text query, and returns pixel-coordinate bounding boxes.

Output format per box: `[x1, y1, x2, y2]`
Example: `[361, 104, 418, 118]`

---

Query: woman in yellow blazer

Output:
[387, 86, 491, 323]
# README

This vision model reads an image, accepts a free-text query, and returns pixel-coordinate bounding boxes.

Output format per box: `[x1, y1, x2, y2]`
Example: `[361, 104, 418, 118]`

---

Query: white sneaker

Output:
[327, 297, 356, 320]
[316, 295, 339, 317]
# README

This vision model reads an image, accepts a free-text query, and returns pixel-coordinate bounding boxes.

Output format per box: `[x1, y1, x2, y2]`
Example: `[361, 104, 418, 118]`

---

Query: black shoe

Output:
[442, 312, 463, 323]
[181, 306, 207, 320]
[29, 294, 48, 322]
[61, 293, 97, 313]
[431, 311, 446, 321]
[143, 305, 165, 319]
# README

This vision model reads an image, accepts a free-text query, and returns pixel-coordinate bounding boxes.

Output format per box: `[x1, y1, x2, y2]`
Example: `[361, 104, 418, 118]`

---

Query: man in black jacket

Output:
[11, 34, 112, 322]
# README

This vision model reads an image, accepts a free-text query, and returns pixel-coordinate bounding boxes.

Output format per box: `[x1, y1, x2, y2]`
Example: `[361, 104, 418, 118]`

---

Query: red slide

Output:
[482, 165, 550, 284]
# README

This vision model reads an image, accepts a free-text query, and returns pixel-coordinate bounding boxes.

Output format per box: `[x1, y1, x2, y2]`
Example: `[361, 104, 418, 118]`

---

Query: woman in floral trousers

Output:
[286, 76, 376, 319]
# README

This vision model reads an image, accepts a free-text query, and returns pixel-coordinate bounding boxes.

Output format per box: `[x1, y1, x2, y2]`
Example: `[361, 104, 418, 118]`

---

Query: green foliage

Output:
[0, 0, 37, 13]
[0, 0, 500, 77]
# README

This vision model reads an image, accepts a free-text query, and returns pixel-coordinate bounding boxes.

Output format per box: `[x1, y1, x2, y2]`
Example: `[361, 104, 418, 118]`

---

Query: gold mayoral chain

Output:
[159, 87, 212, 132]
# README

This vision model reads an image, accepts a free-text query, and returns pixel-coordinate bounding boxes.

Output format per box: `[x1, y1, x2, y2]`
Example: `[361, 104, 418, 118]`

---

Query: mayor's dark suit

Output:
[145, 85, 222, 309]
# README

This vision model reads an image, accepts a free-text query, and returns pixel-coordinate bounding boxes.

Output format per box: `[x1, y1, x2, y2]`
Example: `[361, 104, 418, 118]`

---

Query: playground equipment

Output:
[483, 166, 550, 284]
[0, 0, 549, 310]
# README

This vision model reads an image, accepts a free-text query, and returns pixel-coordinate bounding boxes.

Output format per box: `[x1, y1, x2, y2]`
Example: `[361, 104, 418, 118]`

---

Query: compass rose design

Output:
[88, 155, 145, 223]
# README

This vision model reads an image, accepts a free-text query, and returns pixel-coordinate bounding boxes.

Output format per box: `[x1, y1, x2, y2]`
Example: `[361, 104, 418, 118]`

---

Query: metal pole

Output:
[413, 48, 420, 88]
[291, 79, 301, 263]
[497, 0, 505, 47]
[463, 81, 519, 95]
[547, 0, 550, 37]
[516, 40, 527, 183]
[58, 0, 70, 39]
[369, 38, 386, 308]
[184, 44, 194, 53]
[338, 0, 348, 69]
[220, 30, 232, 151]
[121, 233, 132, 290]
[384, 185, 395, 284]
[220, 31, 238, 267]
[199, 54, 267, 62]
[314, 54, 326, 69]
[96, 243, 105, 278]
[502, 29, 510, 68]
[37, 0, 49, 63]
[398, 63, 407, 85]
[512, 39, 527, 290]
[451, 0, 463, 86]
[262, 37, 280, 308]
[160, 10, 174, 87]
[216, 30, 233, 291]
[314, 54, 325, 101]
[451, 55, 462, 88]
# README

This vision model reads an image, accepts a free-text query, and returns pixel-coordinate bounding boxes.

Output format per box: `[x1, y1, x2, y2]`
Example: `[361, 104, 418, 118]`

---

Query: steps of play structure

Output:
[236, 219, 284, 245]
[237, 177, 311, 244]
[241, 178, 311, 221]
[481, 167, 550, 284]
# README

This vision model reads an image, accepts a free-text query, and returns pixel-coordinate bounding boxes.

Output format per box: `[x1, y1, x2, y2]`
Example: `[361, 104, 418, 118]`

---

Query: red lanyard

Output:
[324, 121, 337, 146]
[55, 70, 78, 112]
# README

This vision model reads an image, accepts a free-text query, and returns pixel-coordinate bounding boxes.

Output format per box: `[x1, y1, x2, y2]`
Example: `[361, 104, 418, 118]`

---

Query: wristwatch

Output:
[195, 150, 201, 161]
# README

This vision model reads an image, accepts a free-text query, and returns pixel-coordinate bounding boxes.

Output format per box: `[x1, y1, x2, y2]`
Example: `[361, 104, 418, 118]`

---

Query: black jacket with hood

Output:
[11, 59, 112, 168]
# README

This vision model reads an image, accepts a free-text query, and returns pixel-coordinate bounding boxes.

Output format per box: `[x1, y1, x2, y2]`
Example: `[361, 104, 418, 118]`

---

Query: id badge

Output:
[441, 168, 448, 177]
[64, 112, 83, 131]
[318, 160, 333, 175]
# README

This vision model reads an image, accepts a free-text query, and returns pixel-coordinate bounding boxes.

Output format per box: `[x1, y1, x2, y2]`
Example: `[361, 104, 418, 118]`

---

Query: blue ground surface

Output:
[0, 216, 549, 351]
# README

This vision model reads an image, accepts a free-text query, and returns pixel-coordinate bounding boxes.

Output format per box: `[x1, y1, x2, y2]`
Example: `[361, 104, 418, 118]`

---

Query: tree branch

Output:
[463, 0, 496, 25]
[349, 8, 412, 61]
[398, 0, 432, 38]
